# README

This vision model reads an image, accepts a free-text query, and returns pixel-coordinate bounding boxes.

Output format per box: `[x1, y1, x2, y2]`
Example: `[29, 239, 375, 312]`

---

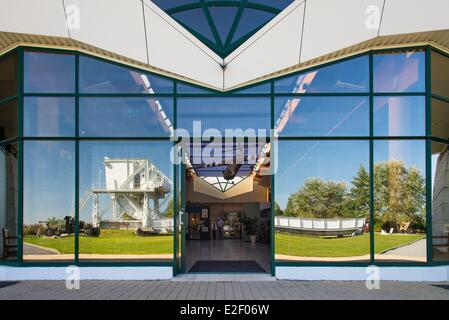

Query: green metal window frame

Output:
[0, 45, 448, 272]
[158, 0, 290, 58]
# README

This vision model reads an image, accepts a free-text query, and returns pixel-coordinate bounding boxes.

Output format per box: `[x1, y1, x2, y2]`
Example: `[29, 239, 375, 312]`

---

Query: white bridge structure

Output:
[80, 158, 173, 232]
[275, 216, 366, 237]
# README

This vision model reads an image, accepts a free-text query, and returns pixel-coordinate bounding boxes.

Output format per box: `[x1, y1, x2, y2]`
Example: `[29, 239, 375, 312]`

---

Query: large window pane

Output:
[0, 143, 18, 261]
[432, 142, 449, 261]
[274, 56, 369, 93]
[275, 140, 370, 262]
[24, 97, 75, 137]
[0, 53, 18, 100]
[178, 97, 270, 135]
[79, 56, 173, 94]
[79, 141, 174, 262]
[0, 99, 18, 140]
[23, 141, 75, 262]
[79, 97, 174, 137]
[24, 51, 75, 93]
[373, 140, 426, 262]
[374, 51, 425, 93]
[431, 98, 449, 140]
[275, 97, 369, 137]
[431, 51, 449, 98]
[374, 96, 425, 137]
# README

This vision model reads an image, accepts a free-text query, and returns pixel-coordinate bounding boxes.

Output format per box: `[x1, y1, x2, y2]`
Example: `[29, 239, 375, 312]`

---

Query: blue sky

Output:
[275, 139, 426, 210]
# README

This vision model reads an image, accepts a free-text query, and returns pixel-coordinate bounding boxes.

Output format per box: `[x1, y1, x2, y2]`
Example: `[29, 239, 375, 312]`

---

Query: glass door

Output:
[174, 161, 186, 275]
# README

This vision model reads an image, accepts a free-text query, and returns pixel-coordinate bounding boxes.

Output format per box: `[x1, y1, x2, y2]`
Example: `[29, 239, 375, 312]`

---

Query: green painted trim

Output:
[16, 261, 173, 267]
[274, 261, 437, 267]
[431, 93, 449, 104]
[74, 53, 80, 264]
[202, 0, 223, 48]
[0, 138, 18, 147]
[431, 137, 449, 145]
[180, 162, 186, 274]
[0, 95, 18, 105]
[270, 80, 275, 276]
[277, 136, 429, 141]
[173, 80, 178, 276]
[425, 47, 433, 263]
[17, 47, 24, 264]
[162, 0, 282, 57]
[369, 52, 375, 265]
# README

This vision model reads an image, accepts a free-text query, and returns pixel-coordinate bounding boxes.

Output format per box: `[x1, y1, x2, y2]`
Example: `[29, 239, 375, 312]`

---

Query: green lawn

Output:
[275, 232, 425, 257]
[24, 229, 173, 255]
[25, 229, 425, 257]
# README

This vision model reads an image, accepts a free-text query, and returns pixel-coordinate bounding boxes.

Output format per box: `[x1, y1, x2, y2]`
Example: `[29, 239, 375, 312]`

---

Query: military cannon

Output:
[40, 216, 100, 237]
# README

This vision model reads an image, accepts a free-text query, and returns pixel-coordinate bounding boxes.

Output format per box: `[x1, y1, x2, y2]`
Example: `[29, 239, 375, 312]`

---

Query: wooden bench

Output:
[2, 228, 18, 260]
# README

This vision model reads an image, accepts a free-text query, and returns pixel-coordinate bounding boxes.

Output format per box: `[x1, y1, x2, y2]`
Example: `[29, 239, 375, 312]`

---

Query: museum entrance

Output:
[178, 141, 272, 274]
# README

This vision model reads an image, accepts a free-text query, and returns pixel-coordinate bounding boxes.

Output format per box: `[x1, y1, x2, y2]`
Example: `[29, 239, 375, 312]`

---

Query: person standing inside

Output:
[216, 216, 224, 239]
[211, 220, 217, 239]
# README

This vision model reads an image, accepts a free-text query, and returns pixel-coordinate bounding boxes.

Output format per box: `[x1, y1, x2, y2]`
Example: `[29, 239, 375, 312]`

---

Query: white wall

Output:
[0, 266, 173, 280]
[2, 0, 449, 89]
[2, 265, 448, 281]
[276, 266, 449, 282]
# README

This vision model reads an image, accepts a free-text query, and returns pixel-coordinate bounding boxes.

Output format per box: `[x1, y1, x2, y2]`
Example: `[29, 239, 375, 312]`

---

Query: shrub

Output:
[23, 224, 42, 236]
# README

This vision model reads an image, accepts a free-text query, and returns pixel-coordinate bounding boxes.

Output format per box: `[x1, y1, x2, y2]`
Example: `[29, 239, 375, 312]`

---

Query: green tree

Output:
[345, 165, 370, 218]
[164, 198, 174, 218]
[285, 178, 347, 218]
[374, 160, 426, 230]
[274, 202, 284, 216]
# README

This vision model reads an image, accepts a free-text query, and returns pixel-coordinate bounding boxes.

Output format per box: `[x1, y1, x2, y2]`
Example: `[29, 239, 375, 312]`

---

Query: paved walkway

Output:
[382, 238, 426, 257]
[0, 280, 448, 300]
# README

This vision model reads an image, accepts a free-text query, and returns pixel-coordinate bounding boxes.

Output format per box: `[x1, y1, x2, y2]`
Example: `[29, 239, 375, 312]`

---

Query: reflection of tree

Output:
[345, 165, 370, 218]
[46, 217, 63, 228]
[285, 178, 347, 218]
[374, 160, 425, 230]
[274, 202, 283, 216]
[283, 160, 426, 229]
[164, 198, 174, 218]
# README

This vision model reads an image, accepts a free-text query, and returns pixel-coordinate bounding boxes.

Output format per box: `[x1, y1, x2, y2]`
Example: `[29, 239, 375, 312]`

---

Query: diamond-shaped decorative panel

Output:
[151, 0, 294, 57]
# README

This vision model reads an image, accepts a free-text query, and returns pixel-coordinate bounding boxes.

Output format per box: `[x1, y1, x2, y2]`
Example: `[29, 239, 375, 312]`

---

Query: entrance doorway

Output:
[185, 204, 271, 273]
[182, 161, 272, 273]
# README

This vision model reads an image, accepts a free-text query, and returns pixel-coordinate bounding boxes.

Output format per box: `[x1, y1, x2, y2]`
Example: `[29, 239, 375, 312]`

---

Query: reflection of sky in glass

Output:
[276, 140, 369, 210]
[275, 97, 369, 137]
[24, 97, 75, 137]
[374, 96, 425, 136]
[178, 97, 270, 135]
[80, 56, 173, 94]
[276, 140, 426, 210]
[23, 141, 75, 224]
[374, 51, 425, 93]
[24, 52, 75, 93]
[79, 98, 174, 137]
[274, 56, 369, 93]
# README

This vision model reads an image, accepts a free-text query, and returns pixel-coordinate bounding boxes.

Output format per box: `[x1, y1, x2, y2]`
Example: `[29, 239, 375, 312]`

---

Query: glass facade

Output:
[1, 46, 448, 267]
